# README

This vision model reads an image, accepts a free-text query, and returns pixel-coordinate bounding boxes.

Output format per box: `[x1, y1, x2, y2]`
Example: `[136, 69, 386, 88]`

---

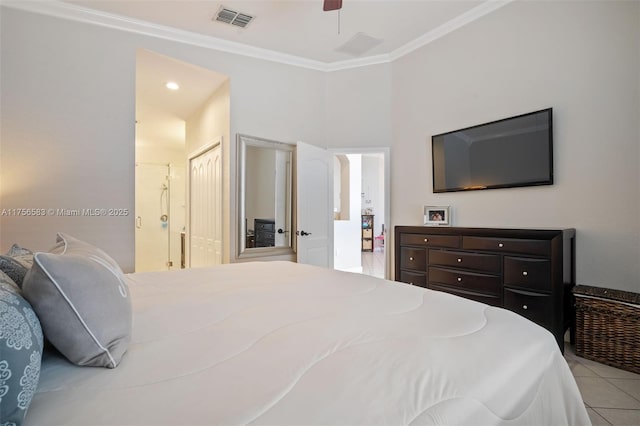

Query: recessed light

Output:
[166, 81, 180, 90]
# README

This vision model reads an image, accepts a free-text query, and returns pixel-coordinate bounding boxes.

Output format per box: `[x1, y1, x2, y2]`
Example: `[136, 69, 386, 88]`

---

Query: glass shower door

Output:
[135, 163, 170, 272]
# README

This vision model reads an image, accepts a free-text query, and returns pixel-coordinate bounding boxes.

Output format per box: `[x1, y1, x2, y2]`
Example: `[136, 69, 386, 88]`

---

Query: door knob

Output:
[300, 230, 312, 236]
[277, 228, 289, 234]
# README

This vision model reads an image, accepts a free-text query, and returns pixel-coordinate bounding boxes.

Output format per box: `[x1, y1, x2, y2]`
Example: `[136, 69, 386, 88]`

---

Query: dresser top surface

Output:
[395, 226, 575, 240]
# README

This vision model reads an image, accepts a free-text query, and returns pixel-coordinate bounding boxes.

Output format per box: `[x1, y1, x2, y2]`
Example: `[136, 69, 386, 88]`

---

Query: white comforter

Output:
[26, 261, 590, 425]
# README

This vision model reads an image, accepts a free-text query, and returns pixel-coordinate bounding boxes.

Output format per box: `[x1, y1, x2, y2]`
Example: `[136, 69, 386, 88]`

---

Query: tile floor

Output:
[564, 344, 640, 425]
[361, 249, 385, 279]
[362, 250, 640, 425]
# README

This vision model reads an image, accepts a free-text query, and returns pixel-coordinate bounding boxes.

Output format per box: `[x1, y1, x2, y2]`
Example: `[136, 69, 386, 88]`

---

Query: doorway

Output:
[135, 49, 228, 271]
[331, 148, 390, 279]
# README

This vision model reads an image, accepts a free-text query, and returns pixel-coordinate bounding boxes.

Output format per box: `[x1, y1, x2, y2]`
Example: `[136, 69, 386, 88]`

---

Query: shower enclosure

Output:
[135, 163, 185, 272]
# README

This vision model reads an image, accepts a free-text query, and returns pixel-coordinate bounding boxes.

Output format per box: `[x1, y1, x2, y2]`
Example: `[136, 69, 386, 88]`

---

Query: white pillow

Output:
[23, 233, 132, 368]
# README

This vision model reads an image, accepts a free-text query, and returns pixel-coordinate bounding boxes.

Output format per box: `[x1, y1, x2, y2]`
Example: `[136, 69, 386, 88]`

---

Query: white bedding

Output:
[25, 261, 590, 425]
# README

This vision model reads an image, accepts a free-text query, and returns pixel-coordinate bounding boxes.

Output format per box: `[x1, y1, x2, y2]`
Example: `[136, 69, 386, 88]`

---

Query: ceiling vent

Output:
[335, 32, 383, 57]
[214, 7, 254, 28]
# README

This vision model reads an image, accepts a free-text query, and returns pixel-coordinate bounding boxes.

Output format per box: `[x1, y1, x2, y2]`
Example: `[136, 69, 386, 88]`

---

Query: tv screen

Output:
[432, 108, 553, 193]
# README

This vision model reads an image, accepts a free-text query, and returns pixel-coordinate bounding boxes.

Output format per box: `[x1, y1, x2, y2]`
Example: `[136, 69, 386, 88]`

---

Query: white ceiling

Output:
[65, 0, 489, 64]
[135, 50, 228, 149]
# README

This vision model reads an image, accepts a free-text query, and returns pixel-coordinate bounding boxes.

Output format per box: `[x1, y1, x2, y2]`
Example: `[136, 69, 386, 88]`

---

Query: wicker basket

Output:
[573, 285, 640, 374]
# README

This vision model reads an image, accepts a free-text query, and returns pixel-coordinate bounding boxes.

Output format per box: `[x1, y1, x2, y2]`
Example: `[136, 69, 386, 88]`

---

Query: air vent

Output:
[214, 7, 254, 28]
[335, 32, 383, 57]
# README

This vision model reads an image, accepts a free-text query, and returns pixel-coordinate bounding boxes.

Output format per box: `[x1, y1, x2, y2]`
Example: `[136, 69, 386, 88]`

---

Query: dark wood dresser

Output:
[254, 219, 275, 247]
[394, 226, 576, 351]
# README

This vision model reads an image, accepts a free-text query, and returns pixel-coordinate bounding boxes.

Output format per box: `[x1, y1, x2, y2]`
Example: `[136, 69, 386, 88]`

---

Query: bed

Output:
[18, 258, 590, 425]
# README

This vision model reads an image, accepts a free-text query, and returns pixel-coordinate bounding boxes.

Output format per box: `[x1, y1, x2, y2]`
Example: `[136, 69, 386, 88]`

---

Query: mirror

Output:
[237, 134, 295, 258]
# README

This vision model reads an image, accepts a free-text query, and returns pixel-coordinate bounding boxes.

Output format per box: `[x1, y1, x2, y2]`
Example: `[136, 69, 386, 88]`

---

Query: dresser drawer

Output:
[257, 232, 275, 241]
[400, 233, 459, 248]
[255, 221, 275, 232]
[463, 236, 550, 256]
[429, 249, 500, 273]
[504, 257, 551, 292]
[428, 266, 501, 295]
[399, 271, 427, 288]
[504, 288, 553, 329]
[429, 283, 502, 307]
[400, 247, 426, 271]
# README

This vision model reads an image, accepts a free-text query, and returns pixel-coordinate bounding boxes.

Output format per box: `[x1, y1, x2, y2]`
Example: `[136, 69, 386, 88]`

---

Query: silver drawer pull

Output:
[457, 277, 462, 282]
[498, 243, 504, 248]
[522, 271, 528, 276]
[409, 257, 414, 261]
[523, 305, 528, 310]
[457, 258, 462, 262]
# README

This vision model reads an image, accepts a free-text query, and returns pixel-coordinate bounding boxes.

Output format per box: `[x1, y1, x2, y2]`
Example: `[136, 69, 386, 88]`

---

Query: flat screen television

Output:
[432, 108, 553, 193]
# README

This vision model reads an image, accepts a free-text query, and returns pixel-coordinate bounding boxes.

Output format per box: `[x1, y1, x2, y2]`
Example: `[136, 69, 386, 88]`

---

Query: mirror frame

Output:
[237, 134, 296, 259]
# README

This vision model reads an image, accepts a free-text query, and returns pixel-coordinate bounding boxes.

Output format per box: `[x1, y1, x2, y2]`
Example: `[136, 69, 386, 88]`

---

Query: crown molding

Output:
[324, 54, 392, 72]
[1, 0, 514, 73]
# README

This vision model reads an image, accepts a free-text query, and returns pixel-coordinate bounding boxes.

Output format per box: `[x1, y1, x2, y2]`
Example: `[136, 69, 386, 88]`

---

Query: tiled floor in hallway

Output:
[361, 249, 385, 279]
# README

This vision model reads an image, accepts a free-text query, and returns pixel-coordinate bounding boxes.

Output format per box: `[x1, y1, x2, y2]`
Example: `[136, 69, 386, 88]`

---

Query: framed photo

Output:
[424, 206, 450, 226]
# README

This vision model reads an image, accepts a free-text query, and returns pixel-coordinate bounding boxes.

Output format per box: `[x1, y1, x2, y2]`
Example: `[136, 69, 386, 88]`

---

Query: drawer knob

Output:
[409, 257, 414, 261]
[498, 243, 504, 248]
[523, 305, 528, 310]
[457, 258, 462, 262]
[457, 277, 462, 282]
[522, 271, 528, 276]
[424, 238, 429, 243]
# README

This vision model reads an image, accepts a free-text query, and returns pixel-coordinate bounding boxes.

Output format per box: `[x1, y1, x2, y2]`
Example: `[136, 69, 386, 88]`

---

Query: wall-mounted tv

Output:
[432, 108, 553, 193]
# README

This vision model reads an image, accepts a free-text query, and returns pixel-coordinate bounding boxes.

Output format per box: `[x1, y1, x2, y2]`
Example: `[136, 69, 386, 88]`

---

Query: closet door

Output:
[189, 142, 222, 267]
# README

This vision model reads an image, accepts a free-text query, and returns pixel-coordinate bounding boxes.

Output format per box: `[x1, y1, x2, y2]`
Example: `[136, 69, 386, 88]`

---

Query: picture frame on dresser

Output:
[424, 206, 450, 226]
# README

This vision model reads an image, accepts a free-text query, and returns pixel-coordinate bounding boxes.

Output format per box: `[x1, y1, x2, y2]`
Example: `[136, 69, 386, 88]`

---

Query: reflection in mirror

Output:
[237, 134, 294, 258]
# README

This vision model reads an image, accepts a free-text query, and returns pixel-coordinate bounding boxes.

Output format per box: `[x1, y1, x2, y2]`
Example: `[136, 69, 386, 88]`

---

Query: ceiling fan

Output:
[323, 0, 343, 12]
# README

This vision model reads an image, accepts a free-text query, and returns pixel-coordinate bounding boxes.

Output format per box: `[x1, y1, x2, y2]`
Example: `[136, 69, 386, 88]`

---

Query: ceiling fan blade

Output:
[323, 0, 343, 11]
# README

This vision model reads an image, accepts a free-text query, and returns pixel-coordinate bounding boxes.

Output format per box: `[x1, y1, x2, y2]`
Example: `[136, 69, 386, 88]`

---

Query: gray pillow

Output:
[22, 233, 132, 368]
[0, 270, 43, 425]
[0, 244, 34, 288]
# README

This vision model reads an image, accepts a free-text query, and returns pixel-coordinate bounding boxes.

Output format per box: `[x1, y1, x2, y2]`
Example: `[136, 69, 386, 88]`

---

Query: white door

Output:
[189, 143, 222, 267]
[296, 142, 333, 268]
